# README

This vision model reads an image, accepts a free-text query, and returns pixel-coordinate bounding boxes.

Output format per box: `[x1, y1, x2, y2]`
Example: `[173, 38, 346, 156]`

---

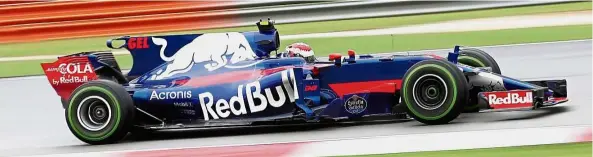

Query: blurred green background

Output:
[0, 1, 591, 77]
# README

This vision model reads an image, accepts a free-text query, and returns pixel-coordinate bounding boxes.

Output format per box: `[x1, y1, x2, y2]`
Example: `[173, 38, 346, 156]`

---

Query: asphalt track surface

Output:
[0, 40, 590, 156]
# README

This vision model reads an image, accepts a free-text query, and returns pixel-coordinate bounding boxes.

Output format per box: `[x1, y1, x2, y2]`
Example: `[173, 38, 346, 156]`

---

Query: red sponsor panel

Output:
[484, 90, 533, 109]
[41, 56, 98, 100]
[329, 79, 401, 98]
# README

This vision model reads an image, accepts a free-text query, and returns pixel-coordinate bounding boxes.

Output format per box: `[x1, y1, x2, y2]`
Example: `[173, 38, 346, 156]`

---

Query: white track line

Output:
[19, 125, 591, 157]
[288, 125, 592, 157]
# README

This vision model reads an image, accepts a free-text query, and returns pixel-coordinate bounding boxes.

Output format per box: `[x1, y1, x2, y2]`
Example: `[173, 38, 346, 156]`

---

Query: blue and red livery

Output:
[41, 19, 568, 144]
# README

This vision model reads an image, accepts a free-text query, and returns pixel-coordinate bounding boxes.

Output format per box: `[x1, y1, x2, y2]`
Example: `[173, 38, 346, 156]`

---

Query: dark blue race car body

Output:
[41, 20, 568, 144]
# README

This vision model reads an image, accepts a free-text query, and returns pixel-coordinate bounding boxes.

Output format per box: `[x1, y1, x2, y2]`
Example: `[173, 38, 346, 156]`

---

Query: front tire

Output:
[458, 48, 500, 112]
[401, 59, 469, 125]
[65, 80, 135, 144]
[458, 48, 501, 74]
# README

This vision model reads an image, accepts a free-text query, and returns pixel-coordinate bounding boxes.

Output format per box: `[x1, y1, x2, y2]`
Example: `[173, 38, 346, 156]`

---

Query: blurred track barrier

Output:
[0, 0, 577, 43]
[0, 1, 210, 26]
[0, 0, 320, 43]
[0, 0, 43, 6]
[0, 0, 313, 26]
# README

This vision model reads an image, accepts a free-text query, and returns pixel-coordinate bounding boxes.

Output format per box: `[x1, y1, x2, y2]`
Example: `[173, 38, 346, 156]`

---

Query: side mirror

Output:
[346, 49, 356, 63]
[348, 49, 356, 58]
[329, 53, 342, 66]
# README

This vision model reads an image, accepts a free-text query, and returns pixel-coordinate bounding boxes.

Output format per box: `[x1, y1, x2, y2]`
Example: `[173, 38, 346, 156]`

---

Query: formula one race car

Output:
[41, 19, 568, 144]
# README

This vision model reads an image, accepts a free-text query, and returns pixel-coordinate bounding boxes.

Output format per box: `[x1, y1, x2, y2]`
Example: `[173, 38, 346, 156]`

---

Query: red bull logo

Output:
[150, 32, 257, 80]
[484, 90, 533, 109]
[198, 69, 298, 121]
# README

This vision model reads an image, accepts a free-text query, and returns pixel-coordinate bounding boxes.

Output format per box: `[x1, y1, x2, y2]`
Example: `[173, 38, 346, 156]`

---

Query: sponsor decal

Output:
[485, 90, 533, 109]
[52, 63, 93, 75]
[45, 67, 59, 72]
[128, 37, 149, 50]
[173, 102, 194, 108]
[344, 95, 367, 114]
[51, 75, 91, 86]
[180, 109, 196, 115]
[150, 32, 257, 80]
[199, 69, 297, 121]
[150, 90, 192, 100]
[305, 85, 318, 91]
[41, 57, 98, 99]
[45, 62, 95, 86]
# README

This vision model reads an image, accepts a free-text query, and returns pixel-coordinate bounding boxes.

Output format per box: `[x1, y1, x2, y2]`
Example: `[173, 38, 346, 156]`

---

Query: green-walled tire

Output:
[65, 79, 135, 145]
[458, 48, 501, 74]
[401, 59, 469, 125]
[458, 48, 500, 112]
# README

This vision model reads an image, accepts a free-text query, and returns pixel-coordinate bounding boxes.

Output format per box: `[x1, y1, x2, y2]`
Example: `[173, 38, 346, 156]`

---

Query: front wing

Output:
[477, 79, 568, 112]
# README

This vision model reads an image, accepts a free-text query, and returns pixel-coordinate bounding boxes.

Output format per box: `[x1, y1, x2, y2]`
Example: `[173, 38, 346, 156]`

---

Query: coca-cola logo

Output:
[55, 63, 93, 75]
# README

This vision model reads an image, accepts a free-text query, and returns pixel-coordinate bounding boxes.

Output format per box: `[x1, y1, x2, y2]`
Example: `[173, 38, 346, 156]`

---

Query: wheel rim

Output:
[412, 74, 448, 110]
[77, 96, 112, 131]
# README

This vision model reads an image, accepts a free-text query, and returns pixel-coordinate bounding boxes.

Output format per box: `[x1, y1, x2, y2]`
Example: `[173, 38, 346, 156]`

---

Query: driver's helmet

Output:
[280, 42, 316, 63]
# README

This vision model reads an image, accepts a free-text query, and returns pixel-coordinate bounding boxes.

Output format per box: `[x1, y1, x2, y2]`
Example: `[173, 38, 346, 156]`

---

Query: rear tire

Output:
[65, 80, 135, 144]
[401, 59, 469, 125]
[60, 77, 118, 110]
[458, 48, 500, 112]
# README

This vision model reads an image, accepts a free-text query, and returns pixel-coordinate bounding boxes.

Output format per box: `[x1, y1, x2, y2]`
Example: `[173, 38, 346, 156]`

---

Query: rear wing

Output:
[40, 51, 124, 107]
[41, 55, 98, 102]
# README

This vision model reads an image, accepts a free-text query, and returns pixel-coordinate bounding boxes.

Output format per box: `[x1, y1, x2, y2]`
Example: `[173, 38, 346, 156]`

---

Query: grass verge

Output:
[342, 142, 592, 157]
[1, 24, 590, 78]
[0, 1, 590, 57]
[281, 25, 592, 56]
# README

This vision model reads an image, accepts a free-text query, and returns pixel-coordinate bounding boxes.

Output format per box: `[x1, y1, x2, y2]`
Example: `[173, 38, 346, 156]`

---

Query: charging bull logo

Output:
[150, 32, 257, 80]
